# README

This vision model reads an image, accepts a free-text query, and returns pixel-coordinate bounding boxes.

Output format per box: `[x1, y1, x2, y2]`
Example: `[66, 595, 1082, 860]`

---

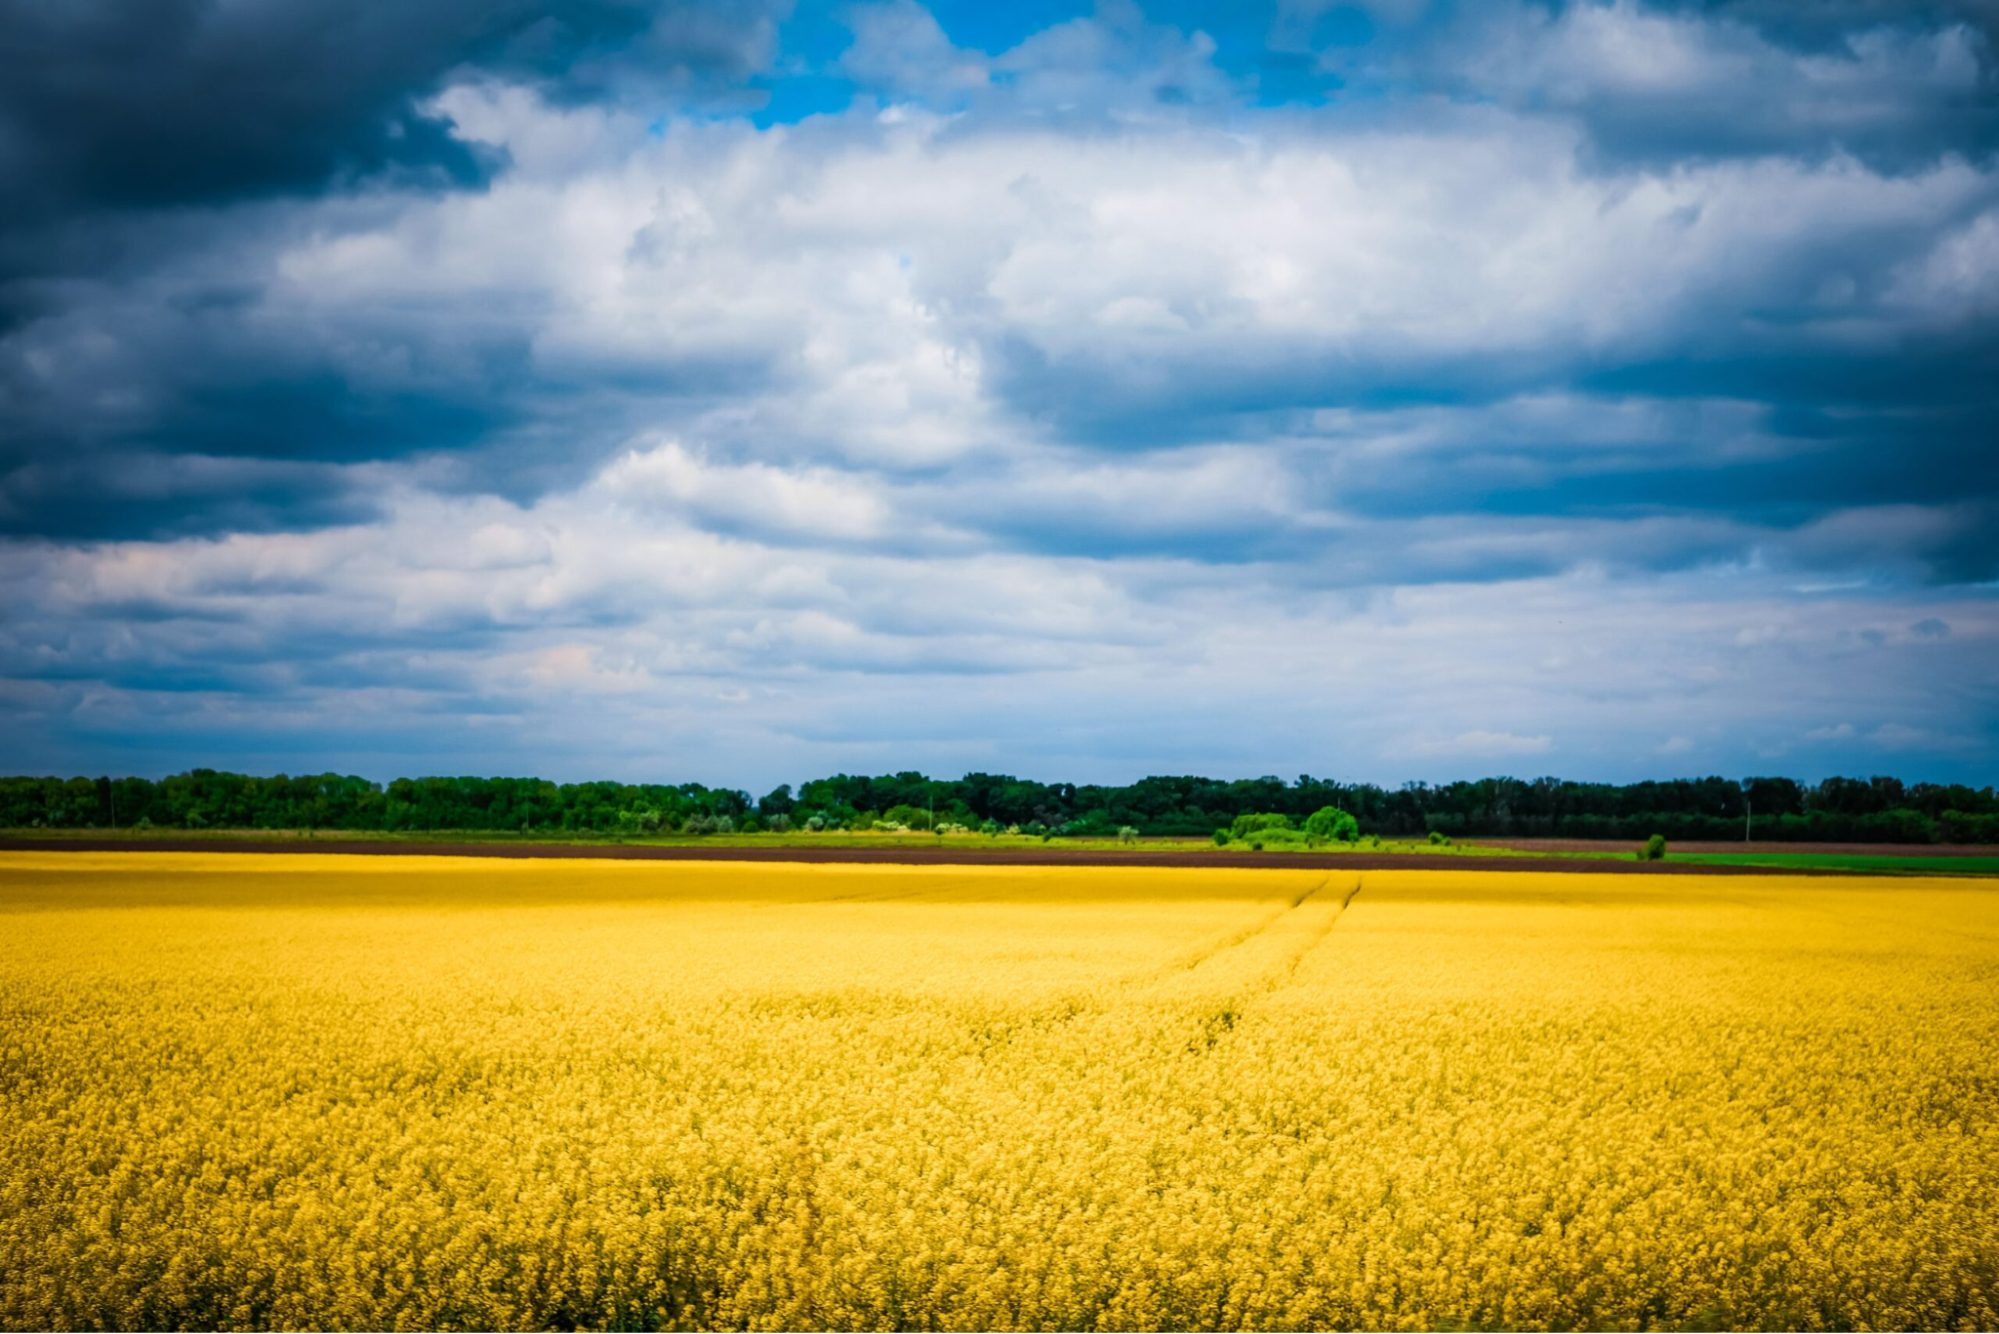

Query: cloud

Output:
[5, 463, 1993, 782]
[1658, 735, 1694, 754]
[1397, 1, 1999, 170]
[0, 0, 781, 225]
[598, 438, 903, 545]
[1411, 731, 1556, 759]
[11, 82, 1995, 568]
[839, 1, 991, 105]
[1861, 721, 1979, 751]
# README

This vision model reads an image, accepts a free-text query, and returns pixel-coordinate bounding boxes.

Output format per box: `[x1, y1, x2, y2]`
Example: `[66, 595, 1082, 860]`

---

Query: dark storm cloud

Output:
[0, 452, 381, 541]
[1671, 1, 1999, 50]
[0, 0, 784, 354]
[0, 0, 779, 224]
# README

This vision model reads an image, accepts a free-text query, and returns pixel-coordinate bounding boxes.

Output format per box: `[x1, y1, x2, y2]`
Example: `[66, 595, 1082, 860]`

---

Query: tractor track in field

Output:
[0, 837, 1881, 875]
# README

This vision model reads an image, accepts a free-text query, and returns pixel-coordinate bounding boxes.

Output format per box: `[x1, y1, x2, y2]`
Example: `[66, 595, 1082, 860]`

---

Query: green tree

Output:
[1303, 806, 1360, 842]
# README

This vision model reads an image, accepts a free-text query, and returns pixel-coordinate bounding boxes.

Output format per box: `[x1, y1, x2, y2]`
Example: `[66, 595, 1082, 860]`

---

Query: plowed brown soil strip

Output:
[0, 836, 1862, 874]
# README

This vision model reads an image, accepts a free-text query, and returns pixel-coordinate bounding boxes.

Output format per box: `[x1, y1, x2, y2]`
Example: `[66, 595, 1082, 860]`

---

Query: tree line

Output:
[2, 769, 1996, 843]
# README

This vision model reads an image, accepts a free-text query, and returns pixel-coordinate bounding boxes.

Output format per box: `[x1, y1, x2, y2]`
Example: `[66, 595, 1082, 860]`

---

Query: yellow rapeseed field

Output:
[2, 852, 1995, 1331]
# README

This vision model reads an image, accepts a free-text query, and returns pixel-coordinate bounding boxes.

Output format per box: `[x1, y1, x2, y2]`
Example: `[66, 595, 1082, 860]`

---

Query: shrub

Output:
[765, 814, 791, 833]
[1426, 830, 1452, 847]
[1249, 839, 1265, 851]
[1640, 834, 1668, 861]
[885, 804, 935, 832]
[1941, 810, 1999, 843]
[1213, 829, 1231, 846]
[1229, 813, 1293, 841]
[805, 815, 826, 832]
[615, 806, 663, 836]
[1303, 806, 1360, 843]
[1118, 826, 1139, 845]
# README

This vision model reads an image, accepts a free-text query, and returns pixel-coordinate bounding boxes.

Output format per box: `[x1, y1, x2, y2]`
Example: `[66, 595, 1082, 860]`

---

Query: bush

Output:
[1427, 830, 1451, 847]
[1229, 812, 1293, 841]
[765, 814, 791, 833]
[804, 815, 826, 832]
[1640, 833, 1667, 861]
[615, 806, 662, 835]
[1118, 826, 1139, 845]
[1941, 810, 1999, 843]
[1249, 839, 1265, 851]
[1303, 806, 1360, 843]
[1213, 828, 1231, 846]
[885, 804, 934, 831]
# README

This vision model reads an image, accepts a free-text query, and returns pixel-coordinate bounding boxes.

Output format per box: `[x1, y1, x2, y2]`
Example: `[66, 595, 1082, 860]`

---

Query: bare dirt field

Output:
[0, 835, 1851, 874]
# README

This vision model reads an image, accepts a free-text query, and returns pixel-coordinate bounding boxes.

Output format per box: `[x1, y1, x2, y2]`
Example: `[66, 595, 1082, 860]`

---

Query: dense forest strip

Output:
[5, 768, 1996, 843]
[0, 836, 1873, 874]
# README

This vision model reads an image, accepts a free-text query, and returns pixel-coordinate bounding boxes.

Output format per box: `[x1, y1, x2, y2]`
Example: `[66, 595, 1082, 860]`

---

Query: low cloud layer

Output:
[2, 0, 1994, 785]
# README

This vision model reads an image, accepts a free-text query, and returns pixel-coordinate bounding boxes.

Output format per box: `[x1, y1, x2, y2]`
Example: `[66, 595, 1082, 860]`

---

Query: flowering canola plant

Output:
[1, 852, 1995, 1330]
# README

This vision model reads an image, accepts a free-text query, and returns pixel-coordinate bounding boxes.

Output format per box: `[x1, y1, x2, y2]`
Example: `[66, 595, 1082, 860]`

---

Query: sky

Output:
[1, 0, 1995, 789]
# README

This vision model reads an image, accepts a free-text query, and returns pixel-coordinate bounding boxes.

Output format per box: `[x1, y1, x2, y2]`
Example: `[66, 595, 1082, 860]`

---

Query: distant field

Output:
[12, 828, 1999, 879]
[2, 852, 1994, 1330]
[1667, 850, 1999, 875]
[1475, 838, 1999, 877]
